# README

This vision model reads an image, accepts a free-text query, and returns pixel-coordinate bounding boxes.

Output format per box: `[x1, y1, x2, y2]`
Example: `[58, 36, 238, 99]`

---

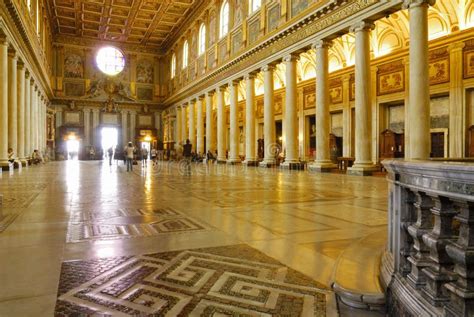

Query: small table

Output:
[337, 157, 355, 171]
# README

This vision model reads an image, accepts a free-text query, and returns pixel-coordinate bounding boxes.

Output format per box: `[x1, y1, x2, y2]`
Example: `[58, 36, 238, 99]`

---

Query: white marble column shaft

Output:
[17, 61, 25, 159]
[188, 100, 196, 147]
[83, 108, 91, 146]
[217, 87, 227, 162]
[0, 38, 8, 163]
[228, 81, 240, 164]
[121, 110, 128, 146]
[405, 0, 434, 159]
[348, 21, 377, 175]
[244, 74, 257, 164]
[24, 73, 31, 157]
[175, 106, 182, 145]
[196, 97, 204, 155]
[311, 40, 337, 171]
[181, 104, 187, 143]
[282, 54, 299, 167]
[8, 49, 17, 155]
[130, 111, 136, 143]
[260, 65, 276, 167]
[206, 91, 216, 154]
[30, 84, 36, 151]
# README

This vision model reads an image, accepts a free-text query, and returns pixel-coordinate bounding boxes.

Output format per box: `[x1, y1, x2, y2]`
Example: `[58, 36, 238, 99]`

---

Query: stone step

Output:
[331, 229, 387, 312]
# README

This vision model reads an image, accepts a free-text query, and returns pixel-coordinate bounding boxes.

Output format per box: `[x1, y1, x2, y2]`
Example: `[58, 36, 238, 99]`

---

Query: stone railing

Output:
[381, 159, 474, 317]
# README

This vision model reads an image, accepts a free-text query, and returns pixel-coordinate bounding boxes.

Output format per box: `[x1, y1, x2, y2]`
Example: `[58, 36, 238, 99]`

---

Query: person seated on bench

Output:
[31, 149, 43, 164]
[8, 148, 18, 167]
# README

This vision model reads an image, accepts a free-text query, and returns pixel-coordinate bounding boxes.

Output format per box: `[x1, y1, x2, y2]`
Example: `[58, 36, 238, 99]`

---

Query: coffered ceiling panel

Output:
[49, 0, 196, 48]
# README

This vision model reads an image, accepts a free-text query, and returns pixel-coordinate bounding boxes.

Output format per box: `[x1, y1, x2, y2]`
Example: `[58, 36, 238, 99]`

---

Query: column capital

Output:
[228, 79, 240, 87]
[17, 59, 25, 69]
[448, 42, 466, 52]
[262, 64, 276, 72]
[244, 71, 258, 80]
[341, 74, 351, 82]
[402, 0, 436, 10]
[206, 90, 215, 97]
[350, 21, 375, 34]
[25, 69, 30, 78]
[0, 30, 8, 46]
[217, 85, 228, 92]
[7, 46, 17, 59]
[283, 53, 299, 63]
[198, 95, 205, 101]
[189, 98, 196, 104]
[312, 39, 332, 50]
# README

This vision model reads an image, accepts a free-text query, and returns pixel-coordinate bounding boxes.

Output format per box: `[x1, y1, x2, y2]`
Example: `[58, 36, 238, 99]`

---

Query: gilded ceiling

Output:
[48, 0, 197, 47]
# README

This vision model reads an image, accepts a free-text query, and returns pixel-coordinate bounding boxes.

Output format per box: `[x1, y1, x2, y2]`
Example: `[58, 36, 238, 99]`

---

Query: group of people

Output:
[7, 148, 44, 167]
[121, 142, 160, 172]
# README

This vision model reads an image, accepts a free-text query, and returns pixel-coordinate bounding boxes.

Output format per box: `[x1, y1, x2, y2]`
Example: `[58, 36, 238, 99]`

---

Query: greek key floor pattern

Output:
[55, 245, 328, 316]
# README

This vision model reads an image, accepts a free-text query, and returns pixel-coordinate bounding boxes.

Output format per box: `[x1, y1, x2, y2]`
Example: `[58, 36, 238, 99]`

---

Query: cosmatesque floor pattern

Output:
[55, 245, 328, 316]
[0, 160, 389, 316]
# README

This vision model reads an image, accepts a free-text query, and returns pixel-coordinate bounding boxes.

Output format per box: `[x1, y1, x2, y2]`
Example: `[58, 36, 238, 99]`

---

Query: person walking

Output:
[141, 146, 148, 167]
[107, 147, 114, 166]
[124, 142, 135, 172]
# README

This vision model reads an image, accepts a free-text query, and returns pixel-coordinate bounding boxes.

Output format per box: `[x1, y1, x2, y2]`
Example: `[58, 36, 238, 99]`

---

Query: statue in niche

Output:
[69, 101, 77, 110]
[143, 105, 149, 114]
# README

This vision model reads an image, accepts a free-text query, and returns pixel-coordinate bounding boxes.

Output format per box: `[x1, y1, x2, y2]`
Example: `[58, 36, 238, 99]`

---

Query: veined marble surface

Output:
[0, 160, 389, 316]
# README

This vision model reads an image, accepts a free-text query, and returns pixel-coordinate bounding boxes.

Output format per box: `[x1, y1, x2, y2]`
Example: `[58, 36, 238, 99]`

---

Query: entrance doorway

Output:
[101, 127, 118, 159]
[66, 136, 79, 160]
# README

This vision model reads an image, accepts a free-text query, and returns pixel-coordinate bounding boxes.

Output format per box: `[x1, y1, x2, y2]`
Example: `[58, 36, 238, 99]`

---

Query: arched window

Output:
[198, 23, 206, 55]
[249, 0, 261, 14]
[182, 41, 189, 69]
[171, 53, 176, 78]
[220, 1, 230, 38]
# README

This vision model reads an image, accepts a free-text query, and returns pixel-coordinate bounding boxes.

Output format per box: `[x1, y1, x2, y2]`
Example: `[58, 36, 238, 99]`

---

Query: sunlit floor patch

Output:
[55, 244, 328, 316]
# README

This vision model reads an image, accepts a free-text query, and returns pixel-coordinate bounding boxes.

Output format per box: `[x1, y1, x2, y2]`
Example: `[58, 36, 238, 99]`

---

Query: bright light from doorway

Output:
[101, 127, 118, 155]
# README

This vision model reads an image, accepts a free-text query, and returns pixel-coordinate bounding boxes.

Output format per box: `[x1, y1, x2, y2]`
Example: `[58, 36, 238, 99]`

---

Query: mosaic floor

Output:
[55, 245, 328, 316]
[0, 160, 389, 316]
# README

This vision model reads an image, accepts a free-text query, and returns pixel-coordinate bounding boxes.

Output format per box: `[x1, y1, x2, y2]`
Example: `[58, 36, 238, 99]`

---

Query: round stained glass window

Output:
[96, 47, 125, 76]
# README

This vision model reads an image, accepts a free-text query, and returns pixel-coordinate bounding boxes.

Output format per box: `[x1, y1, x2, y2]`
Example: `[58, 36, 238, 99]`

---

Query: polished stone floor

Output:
[0, 160, 389, 316]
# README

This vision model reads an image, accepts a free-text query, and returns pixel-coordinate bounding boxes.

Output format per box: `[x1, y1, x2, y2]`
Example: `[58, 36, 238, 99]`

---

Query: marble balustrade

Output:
[382, 159, 474, 317]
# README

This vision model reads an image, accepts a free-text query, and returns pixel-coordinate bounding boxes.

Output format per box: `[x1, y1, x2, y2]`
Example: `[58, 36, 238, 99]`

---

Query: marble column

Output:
[404, 0, 435, 159]
[448, 42, 465, 158]
[130, 111, 136, 143]
[341, 75, 352, 157]
[92, 109, 100, 148]
[196, 96, 205, 155]
[348, 21, 377, 176]
[83, 108, 91, 146]
[260, 65, 277, 167]
[227, 80, 241, 164]
[244, 74, 258, 165]
[310, 40, 337, 171]
[7, 47, 17, 157]
[175, 106, 182, 145]
[217, 86, 227, 163]
[121, 110, 128, 146]
[17, 60, 26, 161]
[181, 104, 187, 143]
[206, 91, 216, 155]
[30, 84, 36, 152]
[188, 100, 196, 147]
[281, 54, 300, 169]
[24, 72, 31, 157]
[0, 36, 8, 165]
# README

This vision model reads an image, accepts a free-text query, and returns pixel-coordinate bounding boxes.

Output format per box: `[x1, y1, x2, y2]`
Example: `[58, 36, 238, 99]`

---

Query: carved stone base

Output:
[307, 161, 337, 172]
[226, 159, 241, 165]
[280, 161, 305, 170]
[242, 160, 259, 166]
[444, 282, 474, 317]
[347, 163, 378, 176]
[216, 160, 227, 164]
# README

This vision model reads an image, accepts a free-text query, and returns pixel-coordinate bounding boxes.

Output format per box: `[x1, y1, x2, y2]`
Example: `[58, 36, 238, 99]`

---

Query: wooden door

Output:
[468, 126, 474, 157]
[431, 132, 444, 158]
